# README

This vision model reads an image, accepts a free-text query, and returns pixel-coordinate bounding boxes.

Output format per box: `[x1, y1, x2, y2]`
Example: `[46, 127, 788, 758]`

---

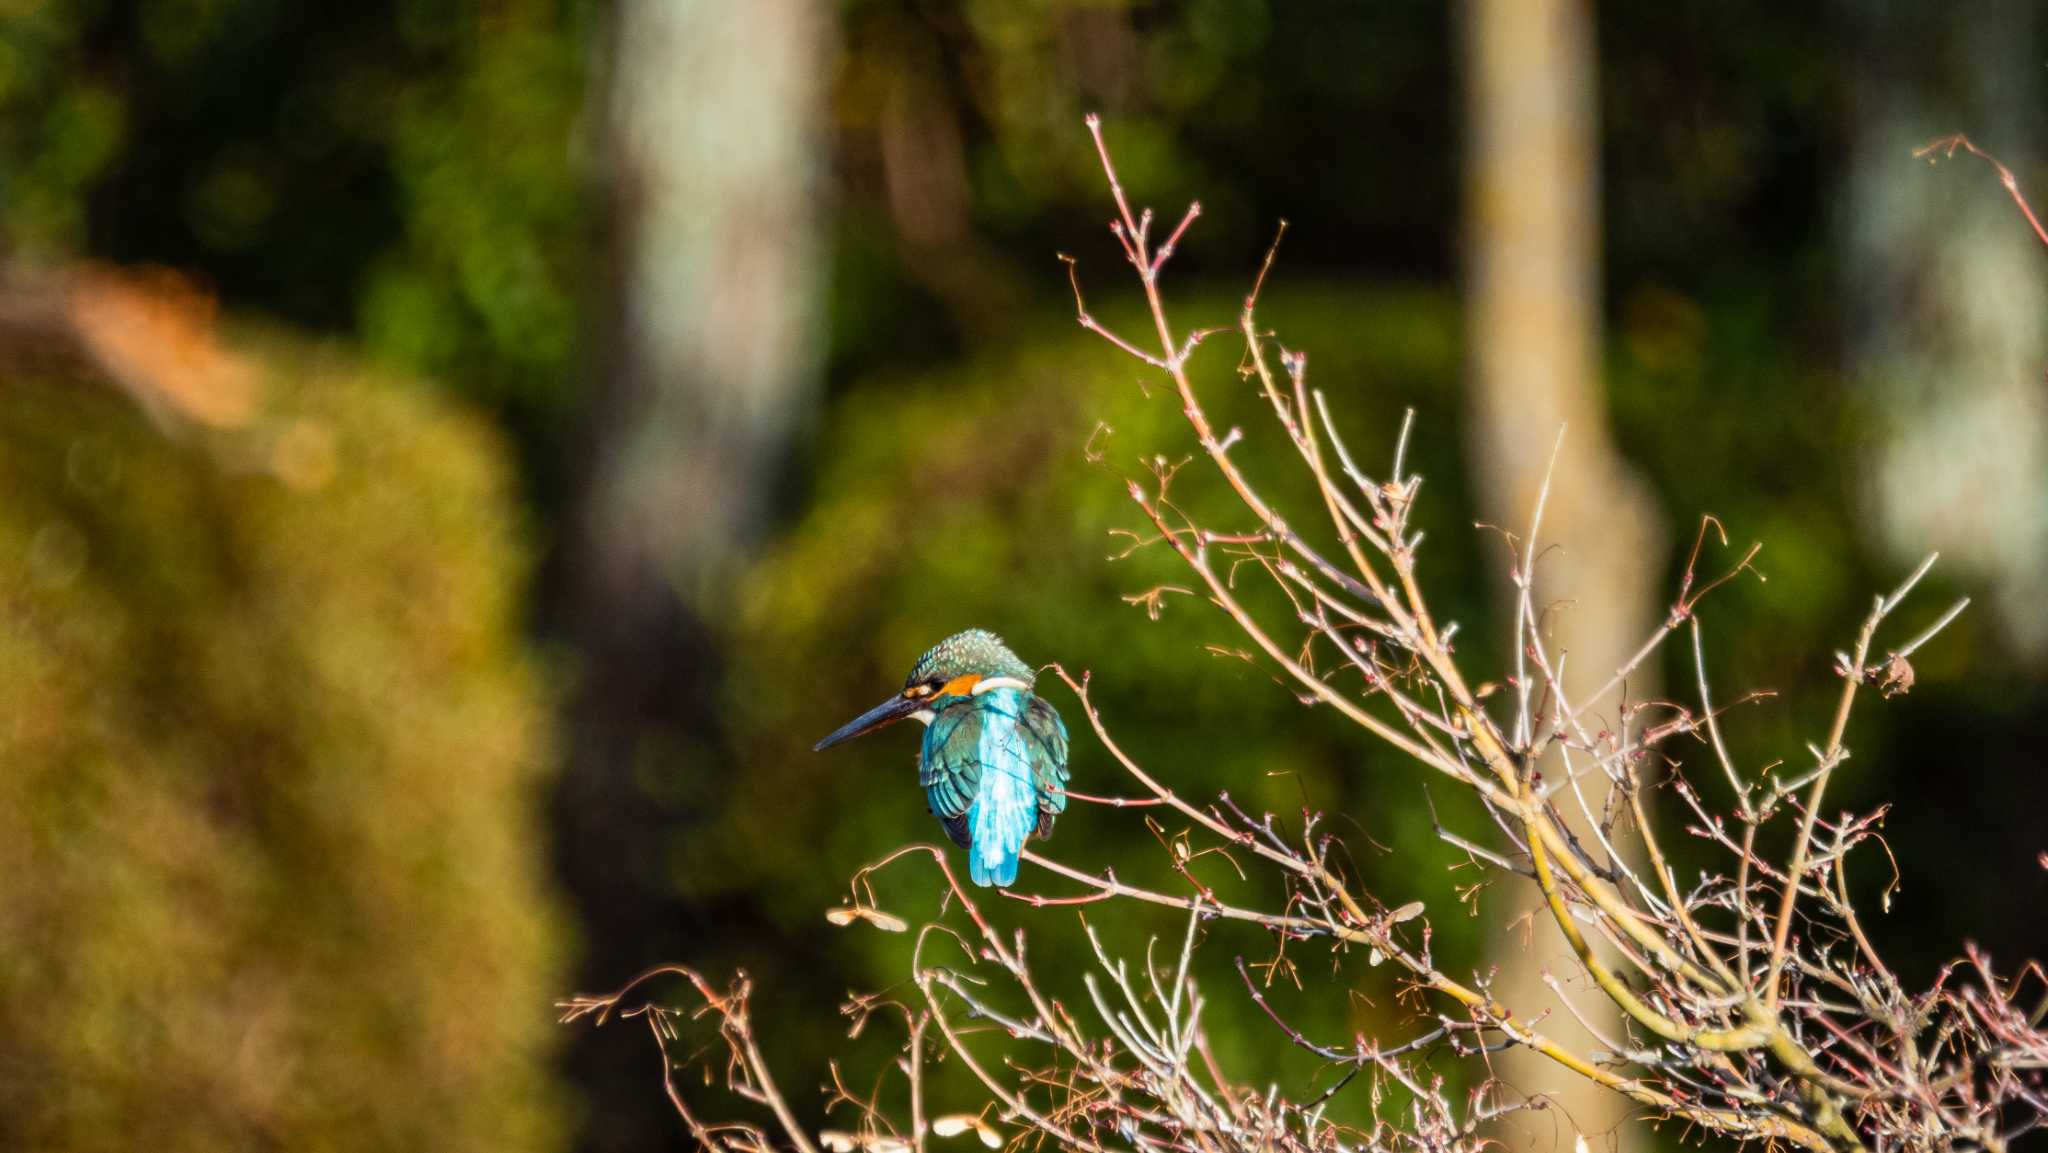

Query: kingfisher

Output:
[814, 629, 1069, 887]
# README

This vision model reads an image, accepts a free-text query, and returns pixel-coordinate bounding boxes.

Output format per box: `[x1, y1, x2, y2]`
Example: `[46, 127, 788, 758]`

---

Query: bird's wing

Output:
[937, 811, 972, 850]
[1023, 695, 1070, 822]
[920, 706, 983, 821]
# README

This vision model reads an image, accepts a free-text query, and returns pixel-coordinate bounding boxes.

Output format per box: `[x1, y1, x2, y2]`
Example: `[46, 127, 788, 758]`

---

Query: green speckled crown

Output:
[906, 629, 1033, 687]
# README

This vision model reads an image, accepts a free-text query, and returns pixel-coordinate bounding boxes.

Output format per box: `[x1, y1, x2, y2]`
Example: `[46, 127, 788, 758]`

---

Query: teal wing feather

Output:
[1022, 695, 1070, 838]
[921, 708, 982, 849]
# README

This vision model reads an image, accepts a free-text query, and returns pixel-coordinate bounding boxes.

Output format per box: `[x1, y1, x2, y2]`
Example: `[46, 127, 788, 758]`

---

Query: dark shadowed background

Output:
[3, 2, 2045, 1151]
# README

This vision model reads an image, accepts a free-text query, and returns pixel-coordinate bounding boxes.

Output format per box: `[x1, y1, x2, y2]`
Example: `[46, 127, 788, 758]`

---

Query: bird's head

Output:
[813, 629, 1035, 751]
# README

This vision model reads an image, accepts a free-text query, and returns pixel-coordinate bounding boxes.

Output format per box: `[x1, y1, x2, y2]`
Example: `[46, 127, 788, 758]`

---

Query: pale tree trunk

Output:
[554, 3, 827, 1150]
[1462, 1, 1663, 1147]
[1845, 0, 2048, 661]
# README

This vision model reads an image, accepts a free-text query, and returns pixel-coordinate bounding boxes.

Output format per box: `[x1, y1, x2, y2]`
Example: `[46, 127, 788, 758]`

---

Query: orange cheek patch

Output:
[941, 674, 982, 697]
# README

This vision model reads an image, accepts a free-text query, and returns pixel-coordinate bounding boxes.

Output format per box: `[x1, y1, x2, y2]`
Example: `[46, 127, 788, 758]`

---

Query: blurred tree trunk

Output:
[554, 2, 827, 1150]
[1461, 1, 1662, 1147]
[1844, 0, 2048, 660]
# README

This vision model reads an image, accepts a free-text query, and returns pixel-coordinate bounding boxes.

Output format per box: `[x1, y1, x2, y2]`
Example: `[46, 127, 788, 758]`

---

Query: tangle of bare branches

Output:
[564, 119, 2044, 1153]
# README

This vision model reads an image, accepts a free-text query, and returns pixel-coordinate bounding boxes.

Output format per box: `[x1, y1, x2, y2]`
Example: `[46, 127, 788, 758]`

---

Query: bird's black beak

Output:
[814, 692, 924, 751]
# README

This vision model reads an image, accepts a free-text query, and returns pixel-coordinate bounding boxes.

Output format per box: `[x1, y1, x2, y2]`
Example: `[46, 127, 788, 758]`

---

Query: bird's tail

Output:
[969, 842, 1021, 888]
[967, 777, 1034, 888]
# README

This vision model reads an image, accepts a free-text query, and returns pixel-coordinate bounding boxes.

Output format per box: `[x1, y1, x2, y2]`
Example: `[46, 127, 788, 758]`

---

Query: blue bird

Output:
[814, 630, 1069, 887]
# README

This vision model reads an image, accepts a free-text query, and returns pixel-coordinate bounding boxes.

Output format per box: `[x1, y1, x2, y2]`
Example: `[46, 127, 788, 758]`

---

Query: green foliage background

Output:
[0, 340, 564, 1152]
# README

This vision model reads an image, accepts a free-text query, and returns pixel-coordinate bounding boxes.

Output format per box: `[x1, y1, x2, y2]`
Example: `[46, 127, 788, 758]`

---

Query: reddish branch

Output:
[1918, 134, 2048, 251]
